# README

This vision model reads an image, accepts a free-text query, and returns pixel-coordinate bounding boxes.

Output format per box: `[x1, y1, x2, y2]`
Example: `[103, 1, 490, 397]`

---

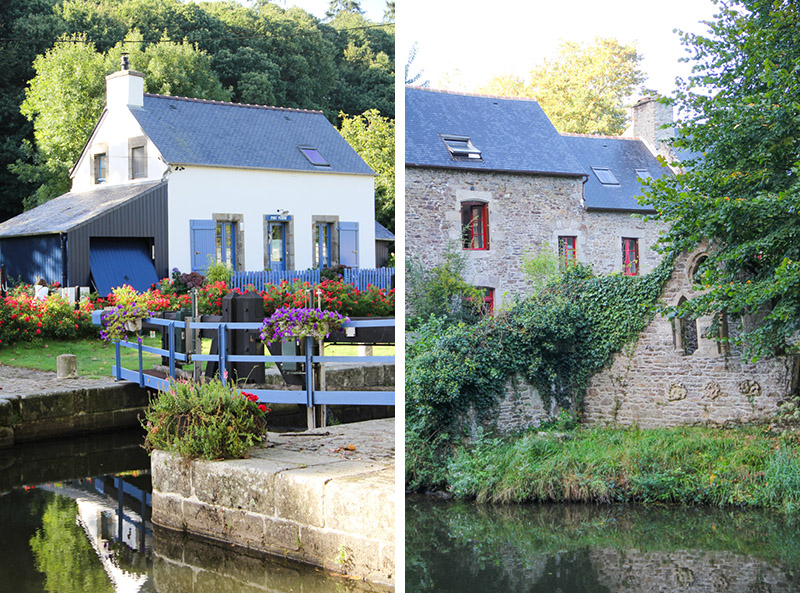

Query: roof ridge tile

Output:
[143, 93, 324, 115]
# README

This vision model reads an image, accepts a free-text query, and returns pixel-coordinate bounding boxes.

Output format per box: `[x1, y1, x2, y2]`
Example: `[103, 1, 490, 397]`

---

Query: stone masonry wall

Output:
[406, 167, 667, 306]
[583, 251, 797, 427]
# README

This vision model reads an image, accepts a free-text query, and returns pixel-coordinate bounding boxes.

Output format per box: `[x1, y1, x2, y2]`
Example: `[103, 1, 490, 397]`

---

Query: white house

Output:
[0, 59, 376, 294]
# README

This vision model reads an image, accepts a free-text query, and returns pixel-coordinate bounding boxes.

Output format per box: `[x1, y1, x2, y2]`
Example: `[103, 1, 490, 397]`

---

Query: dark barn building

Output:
[0, 181, 168, 293]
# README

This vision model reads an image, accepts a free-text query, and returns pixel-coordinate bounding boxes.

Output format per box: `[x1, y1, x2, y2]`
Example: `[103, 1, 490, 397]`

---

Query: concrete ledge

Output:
[150, 418, 395, 586]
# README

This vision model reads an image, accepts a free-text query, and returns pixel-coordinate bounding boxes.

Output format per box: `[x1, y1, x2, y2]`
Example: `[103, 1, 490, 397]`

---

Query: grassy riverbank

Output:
[409, 424, 800, 512]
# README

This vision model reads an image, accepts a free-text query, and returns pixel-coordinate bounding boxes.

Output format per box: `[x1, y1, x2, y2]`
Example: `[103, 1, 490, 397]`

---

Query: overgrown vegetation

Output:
[406, 257, 675, 491]
[142, 377, 267, 460]
[441, 425, 800, 513]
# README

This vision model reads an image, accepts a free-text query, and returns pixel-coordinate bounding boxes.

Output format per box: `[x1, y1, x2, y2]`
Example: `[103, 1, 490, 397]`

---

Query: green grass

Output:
[0, 337, 166, 378]
[415, 425, 800, 512]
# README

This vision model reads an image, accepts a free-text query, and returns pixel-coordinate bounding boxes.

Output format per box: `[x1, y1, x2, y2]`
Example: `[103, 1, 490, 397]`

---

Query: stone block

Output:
[323, 467, 394, 543]
[274, 466, 326, 527]
[18, 391, 75, 422]
[263, 516, 301, 551]
[191, 460, 276, 515]
[151, 451, 193, 498]
[0, 399, 14, 427]
[56, 354, 78, 379]
[151, 491, 185, 531]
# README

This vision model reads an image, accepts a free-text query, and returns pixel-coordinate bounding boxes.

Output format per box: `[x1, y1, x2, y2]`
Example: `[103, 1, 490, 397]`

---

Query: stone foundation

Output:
[150, 420, 395, 586]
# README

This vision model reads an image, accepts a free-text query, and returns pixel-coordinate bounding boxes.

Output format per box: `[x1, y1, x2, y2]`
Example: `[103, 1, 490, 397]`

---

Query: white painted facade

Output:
[166, 166, 375, 271]
[69, 68, 376, 273]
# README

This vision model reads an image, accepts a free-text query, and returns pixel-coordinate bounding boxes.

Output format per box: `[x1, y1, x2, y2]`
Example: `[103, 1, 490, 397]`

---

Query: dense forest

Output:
[0, 0, 395, 226]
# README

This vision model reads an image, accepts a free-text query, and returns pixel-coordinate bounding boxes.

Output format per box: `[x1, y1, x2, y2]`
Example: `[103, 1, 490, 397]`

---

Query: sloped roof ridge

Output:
[406, 85, 541, 103]
[143, 93, 324, 115]
[561, 131, 643, 141]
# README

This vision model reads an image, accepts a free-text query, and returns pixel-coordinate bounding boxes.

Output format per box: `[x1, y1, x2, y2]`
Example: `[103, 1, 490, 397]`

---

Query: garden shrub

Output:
[142, 377, 268, 460]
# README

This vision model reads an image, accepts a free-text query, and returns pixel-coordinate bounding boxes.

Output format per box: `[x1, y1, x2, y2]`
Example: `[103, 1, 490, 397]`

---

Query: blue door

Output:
[190, 219, 215, 272]
[267, 220, 287, 272]
[339, 222, 359, 268]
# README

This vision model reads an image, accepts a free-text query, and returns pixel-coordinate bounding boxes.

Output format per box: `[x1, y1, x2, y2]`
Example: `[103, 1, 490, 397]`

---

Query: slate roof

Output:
[375, 221, 394, 241]
[405, 87, 584, 176]
[130, 94, 373, 176]
[560, 135, 672, 212]
[0, 181, 163, 237]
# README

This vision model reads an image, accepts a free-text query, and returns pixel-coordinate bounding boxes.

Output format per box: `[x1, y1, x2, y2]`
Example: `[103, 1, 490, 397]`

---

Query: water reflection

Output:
[1, 430, 386, 593]
[407, 497, 800, 593]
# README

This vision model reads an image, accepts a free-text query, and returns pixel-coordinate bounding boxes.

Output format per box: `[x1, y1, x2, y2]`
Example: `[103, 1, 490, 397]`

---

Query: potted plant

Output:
[99, 285, 152, 342]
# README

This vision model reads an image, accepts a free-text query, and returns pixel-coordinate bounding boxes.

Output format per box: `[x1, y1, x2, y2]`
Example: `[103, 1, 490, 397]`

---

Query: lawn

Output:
[0, 337, 395, 378]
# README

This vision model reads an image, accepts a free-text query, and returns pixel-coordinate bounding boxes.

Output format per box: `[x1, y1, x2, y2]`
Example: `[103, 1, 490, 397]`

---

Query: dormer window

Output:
[441, 135, 482, 160]
[94, 153, 108, 184]
[591, 166, 619, 185]
[299, 147, 329, 167]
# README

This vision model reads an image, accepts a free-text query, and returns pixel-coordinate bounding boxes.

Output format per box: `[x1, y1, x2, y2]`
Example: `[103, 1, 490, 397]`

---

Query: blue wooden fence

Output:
[96, 316, 395, 413]
[229, 268, 394, 292]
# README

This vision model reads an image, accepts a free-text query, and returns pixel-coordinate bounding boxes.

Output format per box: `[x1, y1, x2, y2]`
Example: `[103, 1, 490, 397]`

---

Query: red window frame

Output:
[622, 237, 639, 276]
[482, 287, 494, 316]
[558, 236, 577, 267]
[461, 202, 489, 250]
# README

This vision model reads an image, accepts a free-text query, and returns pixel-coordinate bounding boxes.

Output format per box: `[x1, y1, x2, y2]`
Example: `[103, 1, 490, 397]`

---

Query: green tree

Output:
[14, 34, 229, 208]
[326, 0, 363, 18]
[339, 109, 395, 230]
[478, 37, 646, 135]
[641, 0, 800, 360]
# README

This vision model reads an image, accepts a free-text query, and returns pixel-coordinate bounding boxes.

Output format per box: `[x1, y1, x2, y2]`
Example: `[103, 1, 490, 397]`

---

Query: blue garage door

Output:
[90, 238, 158, 296]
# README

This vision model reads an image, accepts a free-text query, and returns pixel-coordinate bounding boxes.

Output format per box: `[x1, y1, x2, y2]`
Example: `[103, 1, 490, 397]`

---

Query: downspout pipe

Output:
[60, 232, 68, 287]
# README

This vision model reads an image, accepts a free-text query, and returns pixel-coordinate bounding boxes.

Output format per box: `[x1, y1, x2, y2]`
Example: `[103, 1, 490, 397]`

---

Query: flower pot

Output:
[125, 318, 142, 333]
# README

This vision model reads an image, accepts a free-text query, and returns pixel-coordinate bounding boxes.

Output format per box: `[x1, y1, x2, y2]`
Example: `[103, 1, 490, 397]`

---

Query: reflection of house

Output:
[0, 60, 376, 293]
[405, 86, 671, 307]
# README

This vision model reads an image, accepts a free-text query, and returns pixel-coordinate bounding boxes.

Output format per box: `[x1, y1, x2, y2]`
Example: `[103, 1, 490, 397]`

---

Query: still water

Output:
[0, 430, 382, 593]
[407, 496, 800, 592]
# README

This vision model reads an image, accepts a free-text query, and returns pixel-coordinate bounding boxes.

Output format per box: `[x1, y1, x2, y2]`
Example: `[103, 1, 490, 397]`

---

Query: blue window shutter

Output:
[339, 222, 359, 268]
[190, 219, 215, 272]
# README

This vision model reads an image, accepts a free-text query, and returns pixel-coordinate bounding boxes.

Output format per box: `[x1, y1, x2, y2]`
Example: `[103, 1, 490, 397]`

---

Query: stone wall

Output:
[406, 167, 667, 306]
[466, 374, 555, 436]
[583, 251, 798, 427]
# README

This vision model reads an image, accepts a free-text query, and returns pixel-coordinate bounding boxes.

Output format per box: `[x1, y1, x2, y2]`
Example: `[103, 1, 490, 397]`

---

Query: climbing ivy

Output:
[406, 255, 675, 490]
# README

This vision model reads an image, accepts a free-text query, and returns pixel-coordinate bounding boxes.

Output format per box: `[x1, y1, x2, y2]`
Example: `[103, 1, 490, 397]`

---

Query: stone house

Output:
[407, 87, 799, 429]
[0, 60, 377, 294]
[405, 86, 672, 309]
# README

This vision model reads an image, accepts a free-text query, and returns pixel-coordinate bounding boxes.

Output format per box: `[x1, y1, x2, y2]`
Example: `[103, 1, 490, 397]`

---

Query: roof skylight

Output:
[441, 135, 482, 160]
[299, 147, 329, 166]
[635, 169, 652, 179]
[591, 166, 619, 185]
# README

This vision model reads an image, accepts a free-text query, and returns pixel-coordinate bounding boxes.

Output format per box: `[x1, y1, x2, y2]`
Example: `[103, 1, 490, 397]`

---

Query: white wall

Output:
[71, 108, 167, 193]
[167, 166, 376, 272]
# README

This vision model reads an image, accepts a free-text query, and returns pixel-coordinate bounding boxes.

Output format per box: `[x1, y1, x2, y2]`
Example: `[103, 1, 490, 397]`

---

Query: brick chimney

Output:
[105, 53, 144, 110]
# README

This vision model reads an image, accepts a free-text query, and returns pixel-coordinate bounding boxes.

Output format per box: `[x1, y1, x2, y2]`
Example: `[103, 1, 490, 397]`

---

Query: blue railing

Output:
[229, 268, 395, 292]
[96, 316, 395, 411]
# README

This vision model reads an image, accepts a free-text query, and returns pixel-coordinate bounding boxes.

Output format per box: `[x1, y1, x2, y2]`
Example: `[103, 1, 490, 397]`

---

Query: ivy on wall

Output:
[406, 255, 675, 489]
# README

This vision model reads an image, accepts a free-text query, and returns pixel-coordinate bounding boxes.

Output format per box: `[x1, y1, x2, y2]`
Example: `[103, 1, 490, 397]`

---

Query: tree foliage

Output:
[339, 109, 395, 230]
[641, 0, 800, 360]
[477, 37, 646, 135]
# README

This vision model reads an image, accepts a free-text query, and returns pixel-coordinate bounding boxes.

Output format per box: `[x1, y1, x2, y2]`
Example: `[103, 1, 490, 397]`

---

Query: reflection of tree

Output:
[30, 496, 113, 593]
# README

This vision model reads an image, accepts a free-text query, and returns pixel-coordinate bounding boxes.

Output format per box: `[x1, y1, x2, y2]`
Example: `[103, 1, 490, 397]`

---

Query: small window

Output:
[94, 153, 107, 184]
[591, 166, 619, 185]
[461, 202, 488, 250]
[300, 147, 329, 167]
[558, 236, 577, 268]
[480, 287, 494, 316]
[131, 146, 146, 179]
[635, 168, 652, 179]
[314, 222, 332, 268]
[442, 135, 482, 160]
[215, 221, 237, 269]
[622, 238, 639, 276]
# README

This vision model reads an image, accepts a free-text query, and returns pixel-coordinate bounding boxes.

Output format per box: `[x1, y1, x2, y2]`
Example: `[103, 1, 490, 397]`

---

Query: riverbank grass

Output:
[439, 425, 800, 511]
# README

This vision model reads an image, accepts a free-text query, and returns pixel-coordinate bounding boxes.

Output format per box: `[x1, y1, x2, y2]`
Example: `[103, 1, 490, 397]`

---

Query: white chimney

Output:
[105, 55, 144, 110]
